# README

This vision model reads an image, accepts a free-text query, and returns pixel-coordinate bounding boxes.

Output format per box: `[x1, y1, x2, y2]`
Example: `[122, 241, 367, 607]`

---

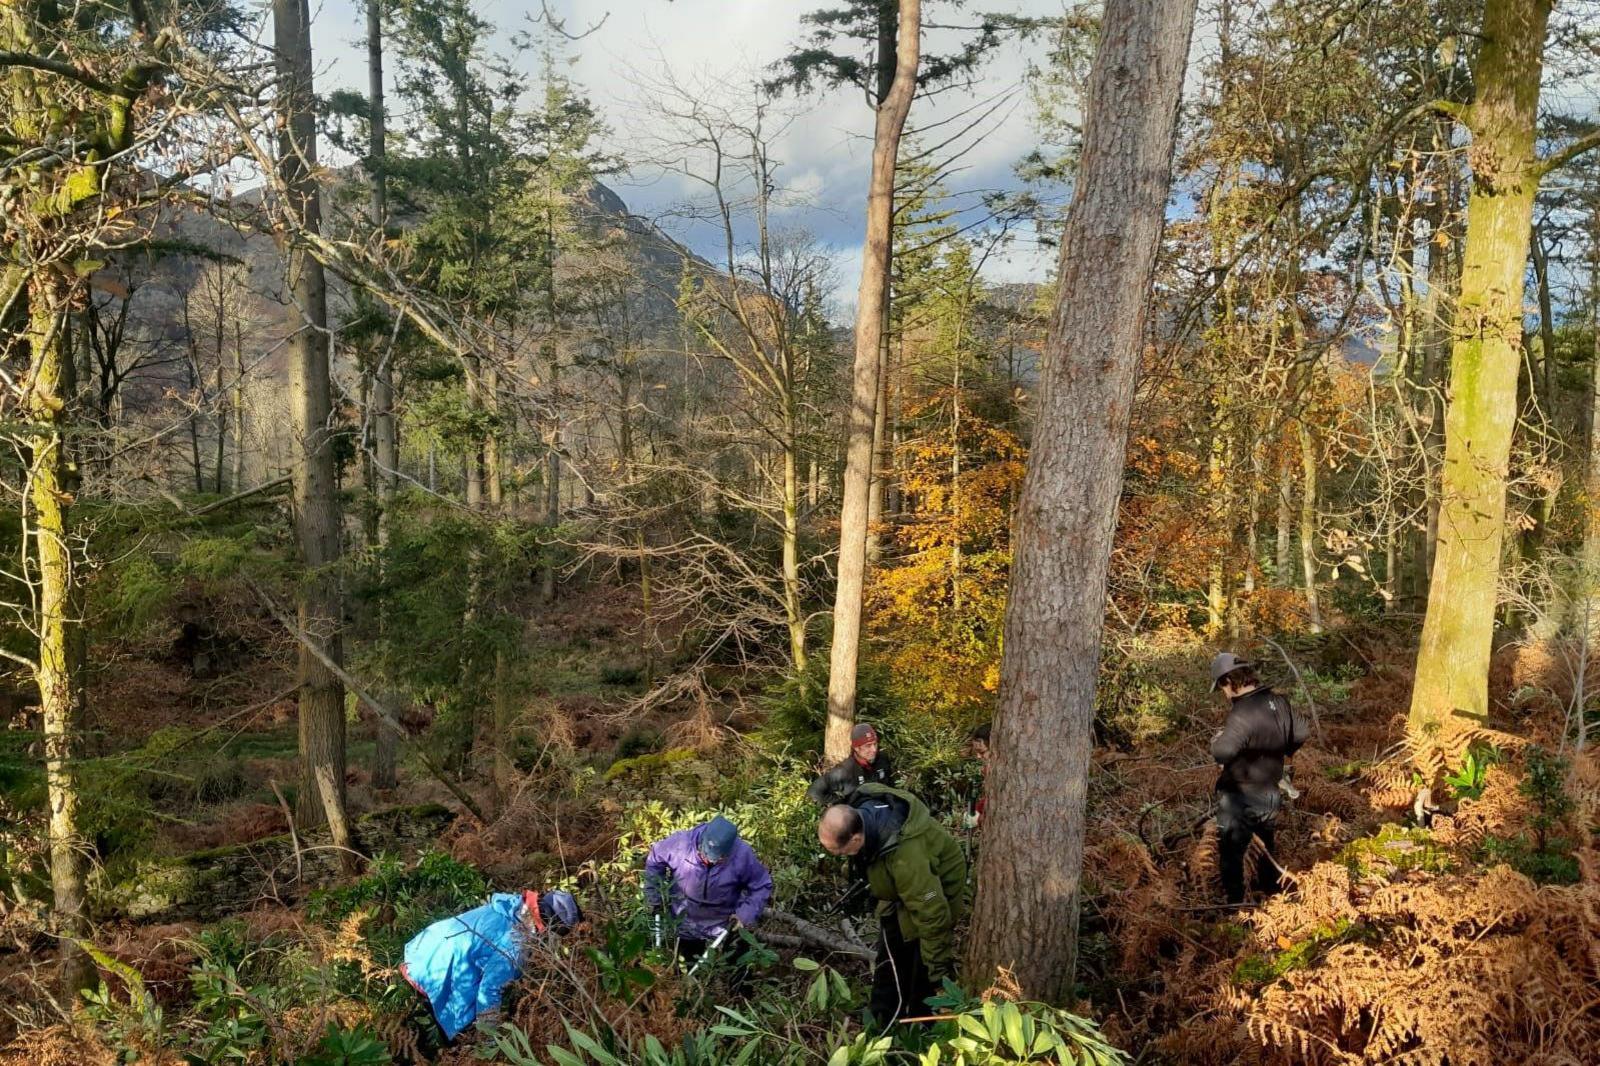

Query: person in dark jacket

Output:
[1209, 652, 1309, 904]
[807, 722, 896, 806]
[643, 815, 774, 965]
[818, 783, 967, 1025]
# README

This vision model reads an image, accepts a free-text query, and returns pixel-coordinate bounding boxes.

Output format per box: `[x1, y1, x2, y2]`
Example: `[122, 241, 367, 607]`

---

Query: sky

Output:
[309, 0, 1076, 311]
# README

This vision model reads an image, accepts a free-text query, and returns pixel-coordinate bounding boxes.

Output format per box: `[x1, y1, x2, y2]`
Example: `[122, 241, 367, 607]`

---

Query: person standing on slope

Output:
[1209, 652, 1309, 905]
[808, 722, 896, 805]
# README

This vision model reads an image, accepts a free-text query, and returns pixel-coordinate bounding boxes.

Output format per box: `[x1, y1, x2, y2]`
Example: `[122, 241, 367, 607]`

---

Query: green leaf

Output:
[565, 1027, 620, 1065]
[830, 969, 853, 1006]
[958, 1014, 990, 1041]
[1002, 1001, 1028, 1055]
[545, 1047, 586, 1066]
[827, 1046, 850, 1066]
[793, 957, 821, 971]
[806, 970, 830, 1010]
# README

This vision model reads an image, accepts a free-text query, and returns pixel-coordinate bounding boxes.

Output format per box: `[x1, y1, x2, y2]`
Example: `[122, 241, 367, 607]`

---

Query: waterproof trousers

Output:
[869, 920, 935, 1025]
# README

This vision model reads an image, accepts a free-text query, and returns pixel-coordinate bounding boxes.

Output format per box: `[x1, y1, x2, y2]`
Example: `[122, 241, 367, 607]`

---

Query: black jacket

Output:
[807, 752, 896, 806]
[1210, 687, 1308, 799]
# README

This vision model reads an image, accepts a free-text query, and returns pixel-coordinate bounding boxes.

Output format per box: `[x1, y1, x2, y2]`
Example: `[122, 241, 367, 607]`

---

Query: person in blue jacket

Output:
[400, 889, 582, 1041]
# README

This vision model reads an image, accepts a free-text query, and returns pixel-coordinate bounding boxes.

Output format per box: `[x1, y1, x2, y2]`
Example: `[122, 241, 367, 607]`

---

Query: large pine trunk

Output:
[823, 0, 920, 762]
[966, 0, 1196, 1001]
[1407, 0, 1552, 751]
[274, 0, 355, 861]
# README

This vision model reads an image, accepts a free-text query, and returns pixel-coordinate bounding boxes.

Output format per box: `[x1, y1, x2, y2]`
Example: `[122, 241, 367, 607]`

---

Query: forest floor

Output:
[2, 585, 1598, 1064]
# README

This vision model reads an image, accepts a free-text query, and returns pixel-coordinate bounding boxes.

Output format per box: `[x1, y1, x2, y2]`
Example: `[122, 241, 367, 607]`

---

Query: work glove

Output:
[961, 809, 980, 830]
[1279, 766, 1301, 800]
[726, 914, 742, 932]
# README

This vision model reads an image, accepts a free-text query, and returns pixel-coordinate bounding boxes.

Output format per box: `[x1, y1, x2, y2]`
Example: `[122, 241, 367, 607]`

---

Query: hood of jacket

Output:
[853, 783, 933, 861]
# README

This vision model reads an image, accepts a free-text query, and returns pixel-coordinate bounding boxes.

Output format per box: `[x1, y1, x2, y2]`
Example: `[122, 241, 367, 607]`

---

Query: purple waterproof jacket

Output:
[643, 824, 774, 939]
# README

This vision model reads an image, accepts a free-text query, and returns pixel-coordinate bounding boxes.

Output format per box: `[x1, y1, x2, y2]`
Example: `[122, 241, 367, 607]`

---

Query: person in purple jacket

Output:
[643, 815, 773, 965]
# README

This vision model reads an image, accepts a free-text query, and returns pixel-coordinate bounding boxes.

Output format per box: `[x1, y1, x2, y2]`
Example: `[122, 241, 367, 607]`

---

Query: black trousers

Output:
[1217, 789, 1281, 904]
[678, 935, 749, 991]
[869, 920, 934, 1025]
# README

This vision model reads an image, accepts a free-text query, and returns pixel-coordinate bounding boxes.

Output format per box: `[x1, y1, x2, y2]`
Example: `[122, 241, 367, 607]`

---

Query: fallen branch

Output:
[268, 778, 303, 882]
[763, 908, 875, 960]
[247, 578, 490, 824]
[192, 474, 292, 516]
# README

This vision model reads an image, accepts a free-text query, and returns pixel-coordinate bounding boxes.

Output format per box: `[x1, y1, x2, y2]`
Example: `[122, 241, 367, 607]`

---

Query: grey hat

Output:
[1209, 652, 1252, 691]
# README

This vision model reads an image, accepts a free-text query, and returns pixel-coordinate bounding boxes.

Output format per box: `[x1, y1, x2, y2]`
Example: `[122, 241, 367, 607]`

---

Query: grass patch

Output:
[1233, 919, 1361, 988]
[1339, 824, 1453, 879]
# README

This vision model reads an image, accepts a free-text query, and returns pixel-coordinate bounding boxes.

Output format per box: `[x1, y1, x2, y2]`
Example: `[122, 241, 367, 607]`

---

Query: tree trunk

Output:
[274, 0, 356, 865]
[784, 423, 807, 671]
[1407, 0, 1553, 750]
[1298, 419, 1323, 632]
[1584, 209, 1600, 579]
[967, 0, 1196, 1002]
[232, 321, 248, 493]
[367, 0, 399, 791]
[464, 357, 485, 508]
[541, 197, 561, 602]
[1244, 434, 1262, 595]
[25, 286, 94, 996]
[866, 307, 890, 565]
[543, 375, 560, 599]
[214, 361, 227, 493]
[823, 0, 921, 762]
[492, 649, 513, 813]
[1276, 457, 1293, 583]
[485, 364, 504, 510]
[1416, 144, 1460, 608]
[1206, 414, 1227, 633]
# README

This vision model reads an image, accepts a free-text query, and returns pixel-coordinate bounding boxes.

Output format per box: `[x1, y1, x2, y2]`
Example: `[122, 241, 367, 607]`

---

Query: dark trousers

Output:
[1217, 789, 1281, 904]
[678, 935, 749, 991]
[869, 920, 934, 1025]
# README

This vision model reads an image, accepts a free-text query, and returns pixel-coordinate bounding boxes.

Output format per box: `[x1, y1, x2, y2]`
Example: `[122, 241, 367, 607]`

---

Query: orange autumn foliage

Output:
[867, 391, 1025, 715]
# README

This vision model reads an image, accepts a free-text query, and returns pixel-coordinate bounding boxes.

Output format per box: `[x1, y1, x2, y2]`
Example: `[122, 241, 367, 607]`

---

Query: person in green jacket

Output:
[818, 783, 968, 1024]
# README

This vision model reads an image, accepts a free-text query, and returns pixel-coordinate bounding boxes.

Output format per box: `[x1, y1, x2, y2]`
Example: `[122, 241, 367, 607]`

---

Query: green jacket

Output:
[853, 783, 969, 977]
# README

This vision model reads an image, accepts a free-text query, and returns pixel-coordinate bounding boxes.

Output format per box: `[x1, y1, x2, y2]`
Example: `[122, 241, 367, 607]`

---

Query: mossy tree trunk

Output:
[25, 283, 95, 996]
[4, 0, 169, 993]
[1407, 0, 1556, 752]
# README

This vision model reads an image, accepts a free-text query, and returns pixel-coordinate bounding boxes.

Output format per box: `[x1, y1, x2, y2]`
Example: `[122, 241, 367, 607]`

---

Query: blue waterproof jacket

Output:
[402, 892, 533, 1039]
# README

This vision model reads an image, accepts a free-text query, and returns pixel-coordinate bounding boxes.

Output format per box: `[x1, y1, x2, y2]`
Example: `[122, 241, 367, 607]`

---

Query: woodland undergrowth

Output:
[3, 615, 1598, 1065]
